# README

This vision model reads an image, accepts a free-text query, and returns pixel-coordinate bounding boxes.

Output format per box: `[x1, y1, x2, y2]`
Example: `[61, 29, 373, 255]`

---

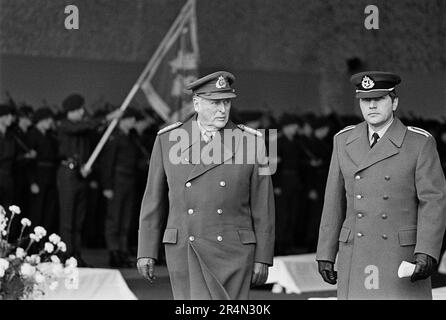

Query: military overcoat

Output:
[138, 115, 275, 299]
[316, 118, 446, 299]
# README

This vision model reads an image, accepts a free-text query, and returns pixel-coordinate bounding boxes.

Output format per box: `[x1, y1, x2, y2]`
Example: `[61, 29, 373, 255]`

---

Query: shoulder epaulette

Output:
[157, 122, 182, 135]
[407, 126, 431, 138]
[335, 125, 356, 137]
[237, 124, 263, 137]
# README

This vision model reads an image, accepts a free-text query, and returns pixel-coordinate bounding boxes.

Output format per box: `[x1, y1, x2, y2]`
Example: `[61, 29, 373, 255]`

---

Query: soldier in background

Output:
[11, 105, 36, 213]
[57, 93, 121, 266]
[100, 108, 140, 268]
[27, 108, 59, 233]
[0, 104, 16, 208]
[275, 114, 306, 254]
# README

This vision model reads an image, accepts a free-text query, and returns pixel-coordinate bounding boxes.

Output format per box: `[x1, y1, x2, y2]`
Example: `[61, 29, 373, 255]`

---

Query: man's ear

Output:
[192, 96, 200, 112]
[392, 97, 399, 112]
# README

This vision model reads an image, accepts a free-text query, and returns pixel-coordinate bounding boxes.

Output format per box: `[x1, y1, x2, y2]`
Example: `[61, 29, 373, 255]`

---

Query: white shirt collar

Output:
[368, 117, 394, 146]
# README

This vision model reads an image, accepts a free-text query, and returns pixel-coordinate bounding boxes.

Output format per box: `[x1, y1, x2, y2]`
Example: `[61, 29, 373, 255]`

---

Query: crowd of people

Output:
[1, 93, 446, 267]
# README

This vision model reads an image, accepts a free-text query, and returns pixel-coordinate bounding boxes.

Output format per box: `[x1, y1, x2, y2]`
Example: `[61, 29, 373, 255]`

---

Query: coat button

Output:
[188, 209, 194, 215]
[217, 236, 223, 242]
[356, 195, 362, 200]
[355, 175, 361, 180]
[189, 236, 195, 241]
[185, 182, 191, 188]
[219, 181, 226, 187]
[383, 195, 389, 200]
[381, 213, 388, 219]
[382, 234, 388, 240]
[357, 213, 363, 218]
[357, 232, 363, 238]
[217, 209, 223, 214]
[385, 176, 390, 181]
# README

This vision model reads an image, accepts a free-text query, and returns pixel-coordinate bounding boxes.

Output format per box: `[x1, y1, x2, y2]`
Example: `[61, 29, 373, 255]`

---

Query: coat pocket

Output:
[162, 228, 178, 244]
[238, 230, 257, 244]
[398, 227, 417, 246]
[338, 227, 351, 243]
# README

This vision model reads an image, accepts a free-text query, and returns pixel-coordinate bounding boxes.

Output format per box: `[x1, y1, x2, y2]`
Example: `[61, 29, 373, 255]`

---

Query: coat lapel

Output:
[355, 118, 407, 173]
[345, 122, 370, 167]
[186, 119, 240, 182]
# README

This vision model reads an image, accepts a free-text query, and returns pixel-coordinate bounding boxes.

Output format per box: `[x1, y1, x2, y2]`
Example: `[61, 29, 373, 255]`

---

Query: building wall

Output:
[0, 0, 445, 116]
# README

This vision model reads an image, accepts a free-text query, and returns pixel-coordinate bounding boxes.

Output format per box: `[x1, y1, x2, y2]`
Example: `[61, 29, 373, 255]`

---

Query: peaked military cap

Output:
[186, 71, 237, 100]
[350, 71, 401, 99]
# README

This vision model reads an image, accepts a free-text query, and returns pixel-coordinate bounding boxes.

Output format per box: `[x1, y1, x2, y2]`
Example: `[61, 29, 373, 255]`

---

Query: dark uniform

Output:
[317, 72, 446, 299]
[11, 106, 35, 213]
[101, 109, 140, 267]
[275, 116, 307, 254]
[27, 108, 59, 233]
[138, 72, 275, 300]
[0, 105, 16, 207]
[57, 94, 103, 261]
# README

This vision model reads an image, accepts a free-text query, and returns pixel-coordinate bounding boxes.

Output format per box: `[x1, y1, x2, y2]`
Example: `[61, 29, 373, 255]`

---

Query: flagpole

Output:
[81, 0, 195, 177]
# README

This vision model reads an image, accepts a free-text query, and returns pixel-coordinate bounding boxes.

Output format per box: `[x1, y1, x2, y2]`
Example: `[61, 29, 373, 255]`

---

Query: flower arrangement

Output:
[0, 205, 78, 300]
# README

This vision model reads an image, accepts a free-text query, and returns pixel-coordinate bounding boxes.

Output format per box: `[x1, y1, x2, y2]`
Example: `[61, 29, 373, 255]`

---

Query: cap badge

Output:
[216, 76, 227, 89]
[361, 76, 375, 89]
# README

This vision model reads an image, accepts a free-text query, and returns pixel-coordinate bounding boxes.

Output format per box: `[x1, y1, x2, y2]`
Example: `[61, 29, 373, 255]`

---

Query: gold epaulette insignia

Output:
[157, 122, 182, 135]
[237, 124, 263, 137]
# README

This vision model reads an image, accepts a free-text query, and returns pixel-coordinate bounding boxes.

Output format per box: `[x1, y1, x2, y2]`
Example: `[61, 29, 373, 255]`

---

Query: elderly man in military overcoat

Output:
[137, 71, 275, 300]
[316, 71, 446, 299]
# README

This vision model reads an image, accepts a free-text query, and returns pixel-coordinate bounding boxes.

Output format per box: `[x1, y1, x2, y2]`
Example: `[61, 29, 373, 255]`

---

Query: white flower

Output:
[44, 242, 54, 253]
[20, 263, 36, 277]
[8, 254, 15, 260]
[26, 254, 41, 265]
[29, 233, 38, 241]
[49, 233, 61, 245]
[0, 205, 5, 215]
[8, 205, 21, 215]
[57, 241, 67, 252]
[34, 226, 47, 238]
[15, 247, 26, 259]
[0, 258, 9, 270]
[34, 272, 45, 283]
[49, 281, 59, 291]
[50, 255, 61, 264]
[65, 257, 78, 268]
[0, 268, 4, 278]
[21, 218, 31, 227]
[1, 230, 6, 236]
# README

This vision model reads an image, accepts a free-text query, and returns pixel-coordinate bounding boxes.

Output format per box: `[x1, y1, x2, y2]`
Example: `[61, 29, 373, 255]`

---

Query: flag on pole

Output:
[81, 0, 199, 175]
[141, 0, 199, 122]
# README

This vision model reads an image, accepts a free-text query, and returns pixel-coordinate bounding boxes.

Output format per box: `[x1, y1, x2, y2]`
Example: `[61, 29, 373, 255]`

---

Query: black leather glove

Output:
[317, 260, 337, 285]
[410, 253, 437, 282]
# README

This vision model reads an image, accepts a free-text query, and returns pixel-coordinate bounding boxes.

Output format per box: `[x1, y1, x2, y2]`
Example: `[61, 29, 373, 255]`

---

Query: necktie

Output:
[371, 132, 379, 148]
[202, 130, 214, 143]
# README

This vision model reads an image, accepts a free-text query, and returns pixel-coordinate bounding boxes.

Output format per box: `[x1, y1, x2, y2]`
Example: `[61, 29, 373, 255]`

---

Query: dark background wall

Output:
[1, 0, 445, 117]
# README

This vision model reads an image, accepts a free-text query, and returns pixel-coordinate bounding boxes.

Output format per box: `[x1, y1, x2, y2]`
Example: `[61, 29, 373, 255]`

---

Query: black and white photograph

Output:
[1, 0, 446, 311]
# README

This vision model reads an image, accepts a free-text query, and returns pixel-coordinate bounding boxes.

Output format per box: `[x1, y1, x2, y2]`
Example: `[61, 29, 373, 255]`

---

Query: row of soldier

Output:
[2, 94, 446, 266]
[0, 94, 161, 267]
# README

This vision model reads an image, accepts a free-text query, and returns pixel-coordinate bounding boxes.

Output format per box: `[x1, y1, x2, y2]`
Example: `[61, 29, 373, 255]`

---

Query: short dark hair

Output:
[389, 90, 398, 102]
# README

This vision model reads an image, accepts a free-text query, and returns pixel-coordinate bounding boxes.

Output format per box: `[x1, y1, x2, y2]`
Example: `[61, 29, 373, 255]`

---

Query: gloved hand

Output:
[410, 253, 437, 282]
[137, 257, 156, 283]
[251, 262, 269, 287]
[318, 260, 337, 285]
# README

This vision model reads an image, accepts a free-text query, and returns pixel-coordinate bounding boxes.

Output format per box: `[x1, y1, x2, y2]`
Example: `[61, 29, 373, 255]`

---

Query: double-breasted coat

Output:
[316, 117, 446, 299]
[138, 115, 275, 300]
